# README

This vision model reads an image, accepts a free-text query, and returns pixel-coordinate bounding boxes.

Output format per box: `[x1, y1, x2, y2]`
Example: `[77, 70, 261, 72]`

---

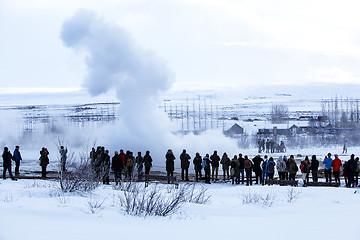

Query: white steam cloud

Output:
[60, 10, 240, 169]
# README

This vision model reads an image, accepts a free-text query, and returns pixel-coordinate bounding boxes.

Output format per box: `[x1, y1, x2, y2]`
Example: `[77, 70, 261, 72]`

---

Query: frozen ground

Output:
[0, 179, 359, 240]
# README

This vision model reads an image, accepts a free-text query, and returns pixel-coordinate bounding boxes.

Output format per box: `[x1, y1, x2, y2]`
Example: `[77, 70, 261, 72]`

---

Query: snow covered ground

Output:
[0, 179, 359, 240]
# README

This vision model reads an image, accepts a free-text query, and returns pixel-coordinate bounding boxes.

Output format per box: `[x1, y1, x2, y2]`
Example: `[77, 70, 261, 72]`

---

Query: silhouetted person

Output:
[144, 151, 153, 175]
[39, 147, 49, 178]
[180, 149, 191, 181]
[13, 146, 22, 175]
[166, 149, 175, 183]
[2, 147, 16, 180]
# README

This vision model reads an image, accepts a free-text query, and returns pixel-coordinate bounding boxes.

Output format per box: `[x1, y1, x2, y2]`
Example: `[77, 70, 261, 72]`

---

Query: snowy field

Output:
[0, 179, 359, 240]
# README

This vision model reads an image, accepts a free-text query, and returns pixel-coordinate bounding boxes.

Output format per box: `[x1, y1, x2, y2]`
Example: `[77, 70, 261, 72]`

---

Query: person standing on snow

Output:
[2, 147, 16, 180]
[348, 154, 357, 187]
[323, 153, 333, 183]
[230, 155, 240, 185]
[144, 151, 153, 175]
[166, 149, 176, 183]
[203, 154, 211, 184]
[244, 155, 253, 186]
[112, 151, 123, 185]
[238, 153, 245, 184]
[193, 152, 203, 181]
[277, 156, 287, 180]
[342, 140, 347, 154]
[310, 155, 319, 182]
[220, 152, 231, 181]
[102, 150, 111, 184]
[39, 147, 49, 178]
[59, 146, 68, 172]
[210, 151, 220, 181]
[332, 154, 342, 185]
[288, 157, 298, 181]
[252, 155, 263, 184]
[300, 157, 310, 187]
[13, 145, 22, 176]
[261, 155, 268, 185]
[266, 157, 276, 180]
[136, 151, 144, 180]
[180, 149, 191, 181]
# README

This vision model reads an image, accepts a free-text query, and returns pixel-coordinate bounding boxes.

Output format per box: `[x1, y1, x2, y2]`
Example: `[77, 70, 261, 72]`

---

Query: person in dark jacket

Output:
[238, 153, 245, 184]
[2, 147, 16, 180]
[310, 155, 319, 182]
[348, 154, 357, 187]
[261, 155, 268, 184]
[230, 155, 240, 184]
[180, 149, 191, 181]
[93, 146, 103, 178]
[125, 151, 135, 180]
[136, 152, 144, 180]
[210, 151, 220, 181]
[220, 152, 230, 180]
[102, 150, 111, 184]
[59, 145, 68, 172]
[166, 149, 176, 183]
[252, 155, 263, 184]
[193, 152, 202, 181]
[288, 157, 298, 181]
[39, 147, 49, 178]
[112, 151, 123, 185]
[355, 157, 359, 187]
[244, 155, 253, 186]
[203, 154, 211, 184]
[13, 146, 22, 176]
[343, 161, 349, 187]
[144, 151, 152, 175]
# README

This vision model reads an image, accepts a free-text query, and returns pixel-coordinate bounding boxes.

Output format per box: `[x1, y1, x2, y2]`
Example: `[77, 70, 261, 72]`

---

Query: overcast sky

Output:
[1, 0, 360, 92]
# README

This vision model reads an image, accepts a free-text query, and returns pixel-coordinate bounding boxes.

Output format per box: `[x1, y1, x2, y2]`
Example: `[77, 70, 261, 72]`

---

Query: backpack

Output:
[304, 164, 310, 173]
[268, 162, 274, 172]
[202, 159, 208, 169]
[244, 159, 251, 169]
[126, 158, 133, 168]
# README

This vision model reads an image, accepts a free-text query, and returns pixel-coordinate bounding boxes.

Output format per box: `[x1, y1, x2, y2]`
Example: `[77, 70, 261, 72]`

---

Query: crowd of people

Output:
[89, 146, 153, 185]
[2, 145, 360, 188]
[257, 139, 286, 153]
[165, 149, 359, 187]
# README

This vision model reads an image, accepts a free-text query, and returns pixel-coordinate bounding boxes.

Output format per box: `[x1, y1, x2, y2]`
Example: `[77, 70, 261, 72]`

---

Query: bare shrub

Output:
[86, 196, 106, 214]
[287, 188, 300, 203]
[59, 152, 99, 193]
[54, 192, 70, 205]
[2, 193, 15, 202]
[112, 179, 137, 192]
[117, 183, 211, 217]
[242, 191, 274, 207]
[118, 183, 202, 217]
[184, 184, 211, 204]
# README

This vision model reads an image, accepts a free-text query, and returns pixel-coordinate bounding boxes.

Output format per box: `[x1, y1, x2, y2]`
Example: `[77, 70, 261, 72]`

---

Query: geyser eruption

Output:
[60, 10, 240, 168]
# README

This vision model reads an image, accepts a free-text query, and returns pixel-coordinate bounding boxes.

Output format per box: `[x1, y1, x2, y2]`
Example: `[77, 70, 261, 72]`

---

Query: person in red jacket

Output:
[332, 154, 342, 185]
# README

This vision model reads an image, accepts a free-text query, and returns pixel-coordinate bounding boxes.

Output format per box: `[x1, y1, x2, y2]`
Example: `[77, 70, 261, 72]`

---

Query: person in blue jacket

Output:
[323, 153, 333, 183]
[13, 146, 22, 175]
[266, 157, 276, 180]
